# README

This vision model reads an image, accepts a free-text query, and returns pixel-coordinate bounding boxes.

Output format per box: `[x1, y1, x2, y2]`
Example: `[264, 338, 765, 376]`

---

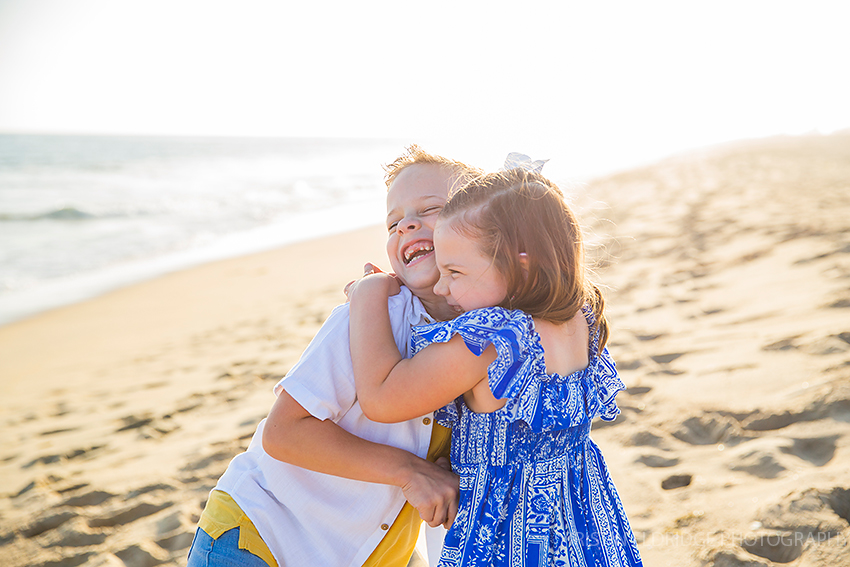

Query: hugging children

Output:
[348, 167, 643, 567]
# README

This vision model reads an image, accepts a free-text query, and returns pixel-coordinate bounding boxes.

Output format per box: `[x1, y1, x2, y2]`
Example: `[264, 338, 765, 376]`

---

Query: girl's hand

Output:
[344, 263, 401, 301]
[346, 270, 401, 303]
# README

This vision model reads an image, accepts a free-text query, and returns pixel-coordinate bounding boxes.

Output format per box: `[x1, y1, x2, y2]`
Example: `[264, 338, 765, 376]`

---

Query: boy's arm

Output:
[349, 274, 496, 423]
[262, 390, 458, 528]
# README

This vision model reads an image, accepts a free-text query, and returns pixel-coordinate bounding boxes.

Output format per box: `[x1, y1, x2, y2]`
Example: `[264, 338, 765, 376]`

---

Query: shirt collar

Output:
[399, 285, 433, 326]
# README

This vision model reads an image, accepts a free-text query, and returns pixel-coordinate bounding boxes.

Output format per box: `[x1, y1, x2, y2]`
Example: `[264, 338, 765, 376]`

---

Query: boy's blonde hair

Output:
[441, 169, 609, 349]
[383, 145, 482, 191]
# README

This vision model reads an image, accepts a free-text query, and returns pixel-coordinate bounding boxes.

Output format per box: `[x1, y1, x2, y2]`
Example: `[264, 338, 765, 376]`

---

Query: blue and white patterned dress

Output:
[412, 306, 643, 567]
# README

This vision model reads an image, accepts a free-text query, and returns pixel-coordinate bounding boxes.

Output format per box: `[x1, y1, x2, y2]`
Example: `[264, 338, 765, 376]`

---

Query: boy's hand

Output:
[401, 458, 459, 529]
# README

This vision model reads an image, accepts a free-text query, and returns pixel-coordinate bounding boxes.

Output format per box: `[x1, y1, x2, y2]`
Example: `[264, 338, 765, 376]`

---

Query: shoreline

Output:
[0, 197, 387, 328]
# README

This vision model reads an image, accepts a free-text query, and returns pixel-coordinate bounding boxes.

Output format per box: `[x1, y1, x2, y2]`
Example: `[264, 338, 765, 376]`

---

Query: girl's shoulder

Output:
[413, 306, 535, 356]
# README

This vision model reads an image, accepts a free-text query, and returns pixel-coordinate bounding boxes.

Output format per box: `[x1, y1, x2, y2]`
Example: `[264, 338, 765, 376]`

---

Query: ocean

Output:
[0, 134, 408, 325]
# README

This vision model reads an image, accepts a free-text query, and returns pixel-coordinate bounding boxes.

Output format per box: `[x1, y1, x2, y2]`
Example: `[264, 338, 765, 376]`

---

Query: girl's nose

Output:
[433, 277, 448, 297]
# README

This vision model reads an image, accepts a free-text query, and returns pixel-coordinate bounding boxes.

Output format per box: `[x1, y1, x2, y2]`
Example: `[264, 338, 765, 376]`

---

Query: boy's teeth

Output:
[404, 243, 434, 262]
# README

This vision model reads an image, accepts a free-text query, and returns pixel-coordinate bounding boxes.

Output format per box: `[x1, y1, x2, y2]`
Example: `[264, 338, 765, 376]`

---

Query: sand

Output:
[1, 133, 849, 566]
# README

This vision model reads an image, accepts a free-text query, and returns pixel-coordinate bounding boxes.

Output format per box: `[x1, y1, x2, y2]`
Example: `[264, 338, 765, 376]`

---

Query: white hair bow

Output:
[502, 152, 548, 173]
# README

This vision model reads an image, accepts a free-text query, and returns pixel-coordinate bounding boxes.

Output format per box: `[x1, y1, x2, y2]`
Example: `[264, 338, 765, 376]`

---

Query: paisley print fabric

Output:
[412, 307, 643, 567]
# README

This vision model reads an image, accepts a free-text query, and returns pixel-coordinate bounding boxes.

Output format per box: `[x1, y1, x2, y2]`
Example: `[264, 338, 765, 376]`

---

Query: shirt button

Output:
[381, 523, 389, 530]
[422, 417, 431, 425]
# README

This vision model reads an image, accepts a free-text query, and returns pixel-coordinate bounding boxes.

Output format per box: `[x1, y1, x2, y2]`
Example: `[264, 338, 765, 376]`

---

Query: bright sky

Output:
[1, 0, 848, 175]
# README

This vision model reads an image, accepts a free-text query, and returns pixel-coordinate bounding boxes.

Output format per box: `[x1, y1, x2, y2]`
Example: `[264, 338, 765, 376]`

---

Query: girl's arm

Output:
[262, 390, 458, 527]
[349, 274, 496, 423]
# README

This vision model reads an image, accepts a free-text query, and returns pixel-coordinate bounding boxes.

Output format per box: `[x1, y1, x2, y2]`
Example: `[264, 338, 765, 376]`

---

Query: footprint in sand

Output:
[650, 353, 685, 364]
[55, 483, 89, 495]
[635, 453, 679, 468]
[156, 530, 195, 553]
[728, 448, 787, 479]
[828, 487, 850, 524]
[38, 427, 79, 436]
[660, 474, 692, 490]
[672, 414, 745, 446]
[827, 297, 850, 309]
[742, 392, 849, 430]
[740, 532, 804, 564]
[633, 332, 664, 341]
[617, 359, 643, 371]
[762, 336, 800, 351]
[116, 413, 154, 432]
[43, 518, 109, 548]
[21, 454, 62, 468]
[625, 429, 671, 450]
[21, 445, 105, 469]
[778, 435, 838, 466]
[743, 410, 805, 431]
[125, 482, 177, 500]
[758, 487, 850, 535]
[802, 335, 850, 355]
[647, 352, 687, 375]
[115, 541, 171, 566]
[20, 511, 77, 538]
[88, 501, 174, 528]
[180, 448, 235, 472]
[737, 487, 850, 564]
[61, 489, 115, 507]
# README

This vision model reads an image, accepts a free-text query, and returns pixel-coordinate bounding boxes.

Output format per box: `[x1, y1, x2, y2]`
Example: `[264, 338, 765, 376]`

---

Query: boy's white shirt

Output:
[214, 286, 445, 567]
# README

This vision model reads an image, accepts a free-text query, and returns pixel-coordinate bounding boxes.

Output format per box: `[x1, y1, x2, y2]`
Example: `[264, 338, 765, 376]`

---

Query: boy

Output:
[187, 147, 481, 567]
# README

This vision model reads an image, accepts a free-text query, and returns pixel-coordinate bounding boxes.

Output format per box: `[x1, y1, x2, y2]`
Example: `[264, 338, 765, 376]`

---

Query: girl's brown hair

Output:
[441, 169, 609, 349]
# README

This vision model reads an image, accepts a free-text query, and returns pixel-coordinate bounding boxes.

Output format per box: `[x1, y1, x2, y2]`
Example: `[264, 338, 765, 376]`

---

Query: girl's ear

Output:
[519, 252, 529, 281]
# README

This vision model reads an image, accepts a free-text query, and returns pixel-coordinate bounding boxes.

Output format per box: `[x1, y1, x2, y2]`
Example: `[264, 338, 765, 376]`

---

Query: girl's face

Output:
[432, 218, 508, 313]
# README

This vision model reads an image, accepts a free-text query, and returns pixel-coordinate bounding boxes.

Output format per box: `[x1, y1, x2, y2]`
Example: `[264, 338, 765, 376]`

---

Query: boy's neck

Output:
[417, 295, 456, 322]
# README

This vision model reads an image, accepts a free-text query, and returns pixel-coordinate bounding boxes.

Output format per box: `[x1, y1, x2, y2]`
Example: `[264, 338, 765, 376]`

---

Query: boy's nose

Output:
[397, 217, 420, 233]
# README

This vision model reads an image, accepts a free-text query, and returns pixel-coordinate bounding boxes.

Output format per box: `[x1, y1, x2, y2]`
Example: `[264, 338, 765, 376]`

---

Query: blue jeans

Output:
[186, 527, 272, 567]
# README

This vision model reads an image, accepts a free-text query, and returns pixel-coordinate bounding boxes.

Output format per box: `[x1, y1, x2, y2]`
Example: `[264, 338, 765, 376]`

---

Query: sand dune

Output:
[1, 133, 849, 566]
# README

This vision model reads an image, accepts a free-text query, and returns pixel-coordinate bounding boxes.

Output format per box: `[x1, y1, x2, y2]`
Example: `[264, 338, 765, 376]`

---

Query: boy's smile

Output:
[401, 240, 435, 266]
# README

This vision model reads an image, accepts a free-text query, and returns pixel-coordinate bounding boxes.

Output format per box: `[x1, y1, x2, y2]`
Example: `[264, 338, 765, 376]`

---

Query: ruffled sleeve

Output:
[590, 347, 625, 422]
[418, 306, 626, 432]
[502, 345, 625, 432]
[413, 306, 534, 396]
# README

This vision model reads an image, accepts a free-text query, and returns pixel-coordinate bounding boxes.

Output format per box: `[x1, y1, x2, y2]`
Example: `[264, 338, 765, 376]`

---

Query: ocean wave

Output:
[0, 207, 100, 221]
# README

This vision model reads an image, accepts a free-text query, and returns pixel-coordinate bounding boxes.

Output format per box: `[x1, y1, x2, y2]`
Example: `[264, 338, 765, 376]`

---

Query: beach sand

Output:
[2, 133, 849, 566]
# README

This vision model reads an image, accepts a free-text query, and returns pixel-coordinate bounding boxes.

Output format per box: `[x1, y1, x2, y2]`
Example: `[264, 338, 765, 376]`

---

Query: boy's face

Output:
[386, 164, 453, 301]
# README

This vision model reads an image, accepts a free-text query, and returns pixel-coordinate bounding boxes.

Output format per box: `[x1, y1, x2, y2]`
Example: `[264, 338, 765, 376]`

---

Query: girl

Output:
[348, 169, 643, 566]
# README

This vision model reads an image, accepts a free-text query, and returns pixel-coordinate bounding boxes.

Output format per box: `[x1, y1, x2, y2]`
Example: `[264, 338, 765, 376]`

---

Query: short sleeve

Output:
[591, 347, 624, 422]
[275, 303, 357, 421]
[275, 288, 421, 423]
[413, 307, 536, 400]
[419, 306, 626, 432]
